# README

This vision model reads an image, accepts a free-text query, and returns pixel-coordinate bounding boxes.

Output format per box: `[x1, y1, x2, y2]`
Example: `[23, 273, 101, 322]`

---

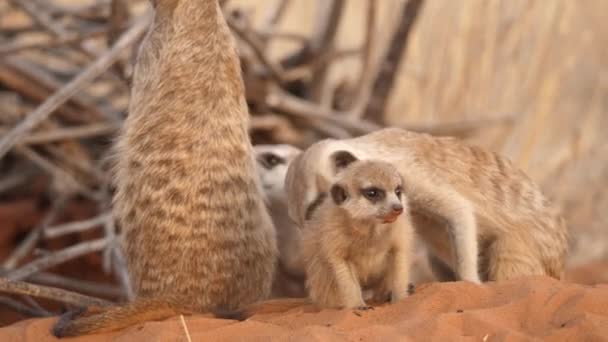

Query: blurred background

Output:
[0, 0, 606, 326]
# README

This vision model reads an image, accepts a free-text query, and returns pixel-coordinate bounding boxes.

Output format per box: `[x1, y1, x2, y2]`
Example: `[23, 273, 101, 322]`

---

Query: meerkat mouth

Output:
[382, 214, 400, 224]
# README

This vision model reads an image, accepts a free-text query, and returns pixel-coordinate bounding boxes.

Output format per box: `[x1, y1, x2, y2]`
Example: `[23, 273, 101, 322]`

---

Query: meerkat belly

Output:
[349, 244, 392, 288]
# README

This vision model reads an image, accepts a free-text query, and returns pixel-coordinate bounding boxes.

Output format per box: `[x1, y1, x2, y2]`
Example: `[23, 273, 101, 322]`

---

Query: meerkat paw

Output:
[390, 290, 409, 304]
[467, 276, 483, 285]
[355, 305, 374, 311]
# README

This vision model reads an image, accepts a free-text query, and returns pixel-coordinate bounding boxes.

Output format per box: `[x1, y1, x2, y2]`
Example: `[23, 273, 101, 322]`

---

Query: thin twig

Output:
[0, 28, 108, 56]
[28, 272, 123, 299]
[15, 146, 97, 199]
[0, 170, 32, 194]
[20, 295, 52, 316]
[259, 0, 291, 40]
[348, 0, 377, 114]
[43, 212, 111, 239]
[15, 123, 118, 145]
[0, 296, 51, 317]
[228, 16, 286, 87]
[111, 246, 134, 301]
[2, 196, 68, 270]
[0, 278, 112, 307]
[308, 0, 346, 102]
[267, 88, 380, 134]
[6, 238, 112, 281]
[0, 11, 153, 159]
[180, 315, 193, 342]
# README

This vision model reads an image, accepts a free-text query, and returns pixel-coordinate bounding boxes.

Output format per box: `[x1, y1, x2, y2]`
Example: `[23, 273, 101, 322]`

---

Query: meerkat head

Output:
[329, 160, 405, 225]
[254, 144, 302, 201]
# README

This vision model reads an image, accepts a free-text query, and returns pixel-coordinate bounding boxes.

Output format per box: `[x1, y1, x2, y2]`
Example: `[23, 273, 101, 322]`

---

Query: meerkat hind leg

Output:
[407, 179, 481, 283]
[486, 238, 545, 281]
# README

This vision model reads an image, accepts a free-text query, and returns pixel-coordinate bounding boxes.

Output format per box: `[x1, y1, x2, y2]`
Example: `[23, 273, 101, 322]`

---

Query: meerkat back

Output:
[114, 0, 276, 310]
[51, 1, 277, 337]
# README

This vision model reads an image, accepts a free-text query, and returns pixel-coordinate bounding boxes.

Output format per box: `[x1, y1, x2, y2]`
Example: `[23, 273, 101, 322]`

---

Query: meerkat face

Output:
[329, 160, 405, 225]
[254, 144, 302, 201]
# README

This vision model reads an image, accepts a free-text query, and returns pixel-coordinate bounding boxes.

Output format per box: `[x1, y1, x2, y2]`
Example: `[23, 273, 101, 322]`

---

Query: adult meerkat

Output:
[302, 160, 413, 309]
[253, 144, 307, 297]
[285, 128, 568, 283]
[53, 0, 277, 337]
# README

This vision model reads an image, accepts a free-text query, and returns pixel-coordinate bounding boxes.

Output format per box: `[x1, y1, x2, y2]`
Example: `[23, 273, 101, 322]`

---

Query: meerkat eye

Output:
[395, 186, 403, 198]
[361, 187, 384, 201]
[259, 153, 284, 169]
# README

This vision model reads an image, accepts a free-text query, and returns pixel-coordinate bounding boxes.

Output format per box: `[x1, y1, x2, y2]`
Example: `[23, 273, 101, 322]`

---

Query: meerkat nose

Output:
[391, 204, 403, 214]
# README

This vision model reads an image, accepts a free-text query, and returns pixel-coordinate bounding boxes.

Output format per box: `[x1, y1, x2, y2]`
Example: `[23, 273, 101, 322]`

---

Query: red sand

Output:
[1, 276, 607, 341]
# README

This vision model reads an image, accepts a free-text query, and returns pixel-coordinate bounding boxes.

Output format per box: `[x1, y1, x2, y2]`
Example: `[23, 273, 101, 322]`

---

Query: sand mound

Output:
[1, 276, 606, 341]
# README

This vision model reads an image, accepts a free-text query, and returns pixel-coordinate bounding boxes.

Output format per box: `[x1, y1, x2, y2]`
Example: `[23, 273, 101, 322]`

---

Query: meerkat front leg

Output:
[406, 176, 481, 284]
[389, 247, 412, 303]
[329, 257, 368, 309]
[382, 219, 414, 303]
[305, 250, 367, 309]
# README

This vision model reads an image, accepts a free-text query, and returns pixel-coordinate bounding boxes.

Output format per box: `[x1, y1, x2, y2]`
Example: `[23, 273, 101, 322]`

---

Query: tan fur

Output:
[253, 144, 306, 298]
[53, 0, 277, 337]
[285, 128, 568, 283]
[302, 160, 414, 309]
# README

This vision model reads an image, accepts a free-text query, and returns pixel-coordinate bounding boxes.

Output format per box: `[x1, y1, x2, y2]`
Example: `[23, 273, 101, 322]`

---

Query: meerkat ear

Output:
[330, 184, 348, 205]
[331, 150, 358, 173]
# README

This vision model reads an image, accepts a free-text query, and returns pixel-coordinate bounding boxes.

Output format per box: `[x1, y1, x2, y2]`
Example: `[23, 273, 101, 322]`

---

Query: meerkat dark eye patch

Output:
[257, 153, 285, 169]
[331, 150, 358, 173]
[361, 187, 385, 202]
[305, 192, 327, 220]
[330, 184, 348, 205]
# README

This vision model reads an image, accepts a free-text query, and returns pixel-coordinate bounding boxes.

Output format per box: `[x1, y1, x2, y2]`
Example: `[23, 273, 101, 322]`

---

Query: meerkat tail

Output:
[214, 298, 310, 320]
[52, 298, 310, 337]
[52, 297, 197, 338]
[245, 298, 310, 316]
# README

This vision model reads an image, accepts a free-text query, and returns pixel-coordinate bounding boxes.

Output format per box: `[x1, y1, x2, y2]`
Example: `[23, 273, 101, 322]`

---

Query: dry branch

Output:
[308, 0, 345, 102]
[3, 197, 68, 270]
[43, 212, 111, 239]
[363, 0, 424, 123]
[0, 296, 50, 317]
[28, 272, 123, 299]
[0, 28, 108, 56]
[6, 238, 112, 281]
[0, 278, 112, 307]
[0, 11, 152, 159]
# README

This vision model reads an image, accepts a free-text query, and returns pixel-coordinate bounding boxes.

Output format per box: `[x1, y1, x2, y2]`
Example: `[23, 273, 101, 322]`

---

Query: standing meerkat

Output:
[285, 128, 568, 283]
[302, 160, 414, 309]
[53, 0, 277, 337]
[253, 144, 307, 298]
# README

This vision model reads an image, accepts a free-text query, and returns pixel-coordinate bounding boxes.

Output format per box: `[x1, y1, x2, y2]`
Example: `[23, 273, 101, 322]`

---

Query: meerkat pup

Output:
[302, 160, 414, 309]
[253, 144, 307, 298]
[286, 128, 568, 284]
[53, 0, 277, 337]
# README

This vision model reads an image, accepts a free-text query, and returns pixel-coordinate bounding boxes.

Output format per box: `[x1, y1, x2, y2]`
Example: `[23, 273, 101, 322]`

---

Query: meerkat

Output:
[302, 159, 413, 309]
[253, 144, 307, 297]
[285, 128, 568, 284]
[53, 0, 277, 337]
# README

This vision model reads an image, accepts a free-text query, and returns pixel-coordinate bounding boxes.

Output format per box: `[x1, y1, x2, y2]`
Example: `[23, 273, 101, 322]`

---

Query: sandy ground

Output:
[0, 276, 607, 341]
